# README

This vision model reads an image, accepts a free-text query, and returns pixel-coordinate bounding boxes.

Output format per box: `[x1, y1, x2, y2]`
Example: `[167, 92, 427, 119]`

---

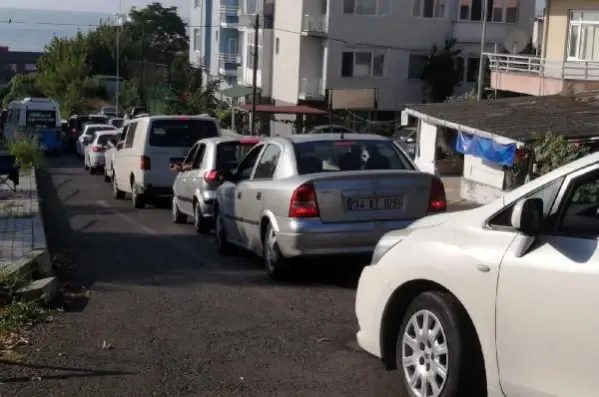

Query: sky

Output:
[1, 0, 189, 16]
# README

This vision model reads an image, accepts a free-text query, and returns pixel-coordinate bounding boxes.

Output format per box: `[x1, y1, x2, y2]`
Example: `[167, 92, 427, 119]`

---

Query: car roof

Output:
[85, 124, 113, 129]
[281, 133, 390, 143]
[95, 130, 117, 136]
[135, 115, 217, 122]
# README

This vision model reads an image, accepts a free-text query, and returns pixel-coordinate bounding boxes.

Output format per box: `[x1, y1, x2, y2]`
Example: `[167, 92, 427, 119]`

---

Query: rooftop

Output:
[405, 92, 599, 142]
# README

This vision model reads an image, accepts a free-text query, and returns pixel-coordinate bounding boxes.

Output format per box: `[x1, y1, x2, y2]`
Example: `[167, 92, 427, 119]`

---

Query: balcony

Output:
[301, 14, 327, 36]
[299, 77, 325, 100]
[218, 52, 241, 75]
[220, 5, 239, 28]
[486, 53, 599, 96]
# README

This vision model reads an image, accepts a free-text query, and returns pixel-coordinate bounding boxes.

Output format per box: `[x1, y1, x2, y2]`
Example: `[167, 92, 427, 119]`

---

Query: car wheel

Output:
[263, 223, 291, 280]
[131, 182, 145, 209]
[172, 196, 187, 224]
[214, 210, 232, 254]
[112, 176, 125, 199]
[104, 170, 111, 183]
[83, 156, 89, 170]
[397, 291, 478, 397]
[193, 201, 211, 234]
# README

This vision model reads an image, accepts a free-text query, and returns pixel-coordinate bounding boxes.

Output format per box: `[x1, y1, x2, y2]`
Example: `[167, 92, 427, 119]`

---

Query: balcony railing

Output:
[220, 5, 238, 15]
[299, 77, 325, 99]
[219, 52, 241, 64]
[302, 14, 328, 34]
[485, 53, 599, 80]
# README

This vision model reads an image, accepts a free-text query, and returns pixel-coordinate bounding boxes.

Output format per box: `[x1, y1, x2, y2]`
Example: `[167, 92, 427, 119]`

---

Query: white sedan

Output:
[76, 124, 115, 157]
[83, 130, 117, 174]
[356, 151, 599, 397]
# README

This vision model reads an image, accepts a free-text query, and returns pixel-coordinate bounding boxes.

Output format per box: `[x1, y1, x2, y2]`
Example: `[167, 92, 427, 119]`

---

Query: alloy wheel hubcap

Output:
[401, 310, 448, 397]
[265, 231, 277, 270]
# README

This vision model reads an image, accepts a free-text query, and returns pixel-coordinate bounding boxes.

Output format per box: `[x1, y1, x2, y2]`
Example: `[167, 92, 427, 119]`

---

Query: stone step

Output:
[17, 276, 58, 304]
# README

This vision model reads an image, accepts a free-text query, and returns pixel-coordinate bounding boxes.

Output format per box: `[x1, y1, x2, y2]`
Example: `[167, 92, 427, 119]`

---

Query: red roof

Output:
[241, 104, 328, 115]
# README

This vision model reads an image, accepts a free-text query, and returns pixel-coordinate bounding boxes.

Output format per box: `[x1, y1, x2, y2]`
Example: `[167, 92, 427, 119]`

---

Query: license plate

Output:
[346, 196, 402, 211]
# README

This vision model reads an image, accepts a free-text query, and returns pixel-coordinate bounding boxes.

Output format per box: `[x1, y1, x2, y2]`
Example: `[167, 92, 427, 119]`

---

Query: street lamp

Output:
[113, 11, 125, 114]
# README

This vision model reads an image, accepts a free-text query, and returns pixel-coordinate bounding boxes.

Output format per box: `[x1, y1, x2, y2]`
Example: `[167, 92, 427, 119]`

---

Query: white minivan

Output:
[111, 115, 221, 208]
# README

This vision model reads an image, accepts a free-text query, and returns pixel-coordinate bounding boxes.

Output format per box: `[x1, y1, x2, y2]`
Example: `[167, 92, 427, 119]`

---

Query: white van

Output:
[111, 115, 221, 208]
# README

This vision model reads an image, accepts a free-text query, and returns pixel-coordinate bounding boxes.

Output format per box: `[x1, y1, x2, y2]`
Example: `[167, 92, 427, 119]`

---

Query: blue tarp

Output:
[455, 132, 516, 167]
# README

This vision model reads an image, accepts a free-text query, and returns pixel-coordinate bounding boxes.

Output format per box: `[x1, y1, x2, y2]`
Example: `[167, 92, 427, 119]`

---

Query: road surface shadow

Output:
[0, 360, 135, 383]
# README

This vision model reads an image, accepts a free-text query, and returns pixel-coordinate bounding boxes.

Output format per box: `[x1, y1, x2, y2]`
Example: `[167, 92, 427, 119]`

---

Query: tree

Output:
[1, 74, 44, 106]
[421, 39, 461, 103]
[532, 133, 589, 176]
[37, 33, 90, 116]
[165, 63, 220, 115]
[127, 3, 189, 66]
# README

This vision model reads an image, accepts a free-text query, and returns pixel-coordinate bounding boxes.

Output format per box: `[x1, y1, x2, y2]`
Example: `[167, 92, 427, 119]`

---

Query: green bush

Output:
[531, 132, 589, 176]
[6, 136, 44, 172]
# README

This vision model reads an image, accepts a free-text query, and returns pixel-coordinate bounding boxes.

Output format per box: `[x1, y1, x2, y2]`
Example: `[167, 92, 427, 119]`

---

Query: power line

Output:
[0, 19, 413, 52]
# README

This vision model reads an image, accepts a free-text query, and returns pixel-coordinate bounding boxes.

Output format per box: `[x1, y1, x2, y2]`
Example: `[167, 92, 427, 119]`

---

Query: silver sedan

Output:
[213, 133, 447, 279]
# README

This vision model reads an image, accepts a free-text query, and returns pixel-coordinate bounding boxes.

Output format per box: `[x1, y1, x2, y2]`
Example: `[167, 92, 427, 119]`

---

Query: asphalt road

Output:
[0, 157, 478, 397]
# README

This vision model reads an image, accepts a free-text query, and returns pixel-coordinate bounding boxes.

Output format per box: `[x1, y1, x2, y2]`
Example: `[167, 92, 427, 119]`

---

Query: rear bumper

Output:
[88, 153, 105, 167]
[274, 217, 413, 258]
[135, 183, 173, 198]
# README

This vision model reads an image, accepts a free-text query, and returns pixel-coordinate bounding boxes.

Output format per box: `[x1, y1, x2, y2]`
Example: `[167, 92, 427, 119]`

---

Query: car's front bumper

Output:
[355, 264, 393, 358]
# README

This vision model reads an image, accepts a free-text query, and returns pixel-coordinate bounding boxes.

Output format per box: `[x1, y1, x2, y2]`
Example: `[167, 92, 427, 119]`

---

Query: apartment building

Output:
[268, 0, 534, 112]
[189, 0, 241, 90]
[488, 0, 599, 96]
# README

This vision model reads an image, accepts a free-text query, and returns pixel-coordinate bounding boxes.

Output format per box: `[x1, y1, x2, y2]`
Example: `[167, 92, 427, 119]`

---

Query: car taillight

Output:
[204, 169, 218, 183]
[427, 177, 446, 213]
[92, 146, 104, 152]
[140, 156, 151, 170]
[289, 184, 319, 218]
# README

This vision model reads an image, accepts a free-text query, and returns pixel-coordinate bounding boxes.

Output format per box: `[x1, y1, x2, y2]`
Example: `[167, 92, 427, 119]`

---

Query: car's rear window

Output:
[74, 117, 107, 130]
[110, 119, 123, 128]
[97, 134, 116, 145]
[149, 119, 218, 147]
[86, 126, 114, 135]
[216, 140, 260, 170]
[294, 140, 414, 175]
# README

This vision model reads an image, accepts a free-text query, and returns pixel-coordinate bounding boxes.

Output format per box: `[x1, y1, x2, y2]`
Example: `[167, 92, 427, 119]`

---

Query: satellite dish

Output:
[503, 29, 529, 54]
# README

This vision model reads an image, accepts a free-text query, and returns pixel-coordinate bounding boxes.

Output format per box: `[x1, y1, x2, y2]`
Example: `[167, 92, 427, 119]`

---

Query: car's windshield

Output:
[294, 139, 414, 174]
[149, 119, 218, 147]
[97, 134, 116, 146]
[216, 140, 260, 170]
[73, 117, 107, 131]
[110, 119, 123, 128]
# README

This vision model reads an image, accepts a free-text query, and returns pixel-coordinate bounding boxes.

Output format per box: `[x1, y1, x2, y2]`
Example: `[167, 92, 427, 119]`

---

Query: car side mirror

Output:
[511, 197, 543, 236]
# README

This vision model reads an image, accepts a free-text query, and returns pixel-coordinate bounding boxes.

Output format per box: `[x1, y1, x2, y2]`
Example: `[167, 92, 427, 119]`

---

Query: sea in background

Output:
[0, 8, 112, 52]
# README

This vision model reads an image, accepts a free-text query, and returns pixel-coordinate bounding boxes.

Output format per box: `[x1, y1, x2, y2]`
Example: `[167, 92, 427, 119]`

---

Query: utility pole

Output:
[476, 0, 489, 100]
[115, 1, 122, 114]
[138, 22, 146, 106]
[250, 13, 259, 136]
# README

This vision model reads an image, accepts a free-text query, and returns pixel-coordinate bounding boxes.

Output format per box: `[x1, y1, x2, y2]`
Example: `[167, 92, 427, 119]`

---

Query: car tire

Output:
[112, 176, 125, 199]
[104, 171, 111, 183]
[172, 196, 187, 224]
[193, 201, 211, 234]
[214, 210, 232, 255]
[263, 223, 291, 280]
[131, 183, 145, 209]
[83, 157, 89, 170]
[395, 291, 482, 397]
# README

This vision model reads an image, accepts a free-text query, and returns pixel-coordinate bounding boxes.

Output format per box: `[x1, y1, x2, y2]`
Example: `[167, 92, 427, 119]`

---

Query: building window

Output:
[24, 64, 36, 71]
[459, 0, 518, 23]
[341, 50, 385, 77]
[413, 0, 445, 18]
[408, 54, 428, 79]
[193, 29, 201, 51]
[343, 0, 390, 16]
[568, 11, 599, 61]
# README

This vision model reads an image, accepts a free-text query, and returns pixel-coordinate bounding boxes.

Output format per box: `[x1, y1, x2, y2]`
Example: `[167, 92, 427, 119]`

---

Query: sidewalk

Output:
[0, 169, 54, 301]
[442, 176, 463, 203]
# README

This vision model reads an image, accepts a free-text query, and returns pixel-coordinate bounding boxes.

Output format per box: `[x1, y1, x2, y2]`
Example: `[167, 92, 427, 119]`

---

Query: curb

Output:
[4, 249, 58, 304]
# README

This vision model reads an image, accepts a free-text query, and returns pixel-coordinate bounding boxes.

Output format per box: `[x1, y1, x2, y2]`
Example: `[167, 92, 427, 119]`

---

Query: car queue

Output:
[70, 110, 597, 397]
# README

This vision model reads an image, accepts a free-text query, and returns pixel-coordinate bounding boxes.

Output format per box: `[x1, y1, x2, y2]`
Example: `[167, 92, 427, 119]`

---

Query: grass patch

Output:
[0, 270, 49, 351]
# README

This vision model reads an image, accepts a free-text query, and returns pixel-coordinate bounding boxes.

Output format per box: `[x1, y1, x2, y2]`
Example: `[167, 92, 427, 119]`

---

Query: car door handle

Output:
[237, 192, 242, 199]
[256, 192, 261, 200]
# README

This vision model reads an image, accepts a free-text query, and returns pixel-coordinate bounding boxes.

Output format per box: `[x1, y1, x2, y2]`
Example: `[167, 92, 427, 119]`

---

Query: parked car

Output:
[103, 128, 124, 183]
[306, 125, 354, 134]
[100, 106, 118, 118]
[111, 115, 221, 208]
[67, 114, 109, 153]
[353, 147, 599, 397]
[76, 124, 116, 157]
[171, 136, 261, 233]
[213, 133, 445, 279]
[108, 117, 124, 128]
[83, 130, 118, 174]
